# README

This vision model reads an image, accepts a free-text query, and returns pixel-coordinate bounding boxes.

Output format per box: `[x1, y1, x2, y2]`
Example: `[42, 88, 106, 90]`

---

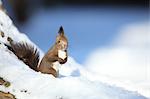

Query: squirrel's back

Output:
[6, 42, 40, 71]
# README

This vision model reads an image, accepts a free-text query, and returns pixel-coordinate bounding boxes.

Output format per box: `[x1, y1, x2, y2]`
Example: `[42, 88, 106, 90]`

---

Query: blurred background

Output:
[2, 0, 149, 64]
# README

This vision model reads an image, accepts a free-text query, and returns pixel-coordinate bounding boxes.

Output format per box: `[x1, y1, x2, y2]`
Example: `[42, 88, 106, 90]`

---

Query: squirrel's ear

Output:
[58, 26, 64, 35]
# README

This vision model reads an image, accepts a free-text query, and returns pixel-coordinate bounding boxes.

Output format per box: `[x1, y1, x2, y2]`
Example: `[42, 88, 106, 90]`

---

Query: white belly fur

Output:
[52, 61, 60, 72]
[58, 50, 67, 60]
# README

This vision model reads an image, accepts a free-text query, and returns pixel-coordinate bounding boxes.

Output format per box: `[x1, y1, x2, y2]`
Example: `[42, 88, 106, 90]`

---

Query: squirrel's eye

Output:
[58, 40, 61, 43]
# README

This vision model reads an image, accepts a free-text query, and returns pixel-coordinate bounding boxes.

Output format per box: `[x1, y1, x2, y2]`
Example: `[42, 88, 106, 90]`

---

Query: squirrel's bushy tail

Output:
[5, 43, 40, 71]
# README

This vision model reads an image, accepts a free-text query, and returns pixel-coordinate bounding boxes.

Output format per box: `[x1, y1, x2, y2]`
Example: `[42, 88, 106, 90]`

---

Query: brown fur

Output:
[0, 91, 16, 99]
[5, 26, 68, 77]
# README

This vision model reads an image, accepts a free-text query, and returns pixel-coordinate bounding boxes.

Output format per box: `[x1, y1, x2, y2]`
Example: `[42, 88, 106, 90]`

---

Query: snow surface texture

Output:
[0, 4, 148, 99]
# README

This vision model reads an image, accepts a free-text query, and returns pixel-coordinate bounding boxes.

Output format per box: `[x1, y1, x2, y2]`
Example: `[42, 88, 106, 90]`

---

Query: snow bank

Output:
[0, 3, 147, 99]
[0, 47, 146, 99]
[85, 23, 150, 98]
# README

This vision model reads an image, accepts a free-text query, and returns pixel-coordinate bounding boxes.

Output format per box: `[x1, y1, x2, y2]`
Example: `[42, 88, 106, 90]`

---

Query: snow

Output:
[58, 50, 67, 60]
[0, 51, 147, 99]
[85, 23, 150, 98]
[0, 3, 148, 99]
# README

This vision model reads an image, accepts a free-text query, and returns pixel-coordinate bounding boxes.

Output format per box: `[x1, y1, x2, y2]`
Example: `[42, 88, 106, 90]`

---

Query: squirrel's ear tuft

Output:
[58, 26, 64, 35]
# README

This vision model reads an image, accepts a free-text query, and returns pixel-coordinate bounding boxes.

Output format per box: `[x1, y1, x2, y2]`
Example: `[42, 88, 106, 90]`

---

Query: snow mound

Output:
[0, 47, 146, 99]
[85, 23, 150, 98]
[0, 4, 147, 99]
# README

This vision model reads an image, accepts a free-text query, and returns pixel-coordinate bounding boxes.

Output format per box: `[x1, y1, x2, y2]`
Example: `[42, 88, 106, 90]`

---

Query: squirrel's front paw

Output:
[58, 57, 67, 64]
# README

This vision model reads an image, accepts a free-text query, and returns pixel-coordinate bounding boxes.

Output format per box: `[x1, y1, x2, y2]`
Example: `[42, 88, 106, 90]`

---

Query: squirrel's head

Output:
[56, 26, 68, 51]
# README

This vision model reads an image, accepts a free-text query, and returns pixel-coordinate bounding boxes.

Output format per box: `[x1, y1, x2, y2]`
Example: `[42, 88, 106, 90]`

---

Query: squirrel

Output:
[4, 26, 68, 77]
